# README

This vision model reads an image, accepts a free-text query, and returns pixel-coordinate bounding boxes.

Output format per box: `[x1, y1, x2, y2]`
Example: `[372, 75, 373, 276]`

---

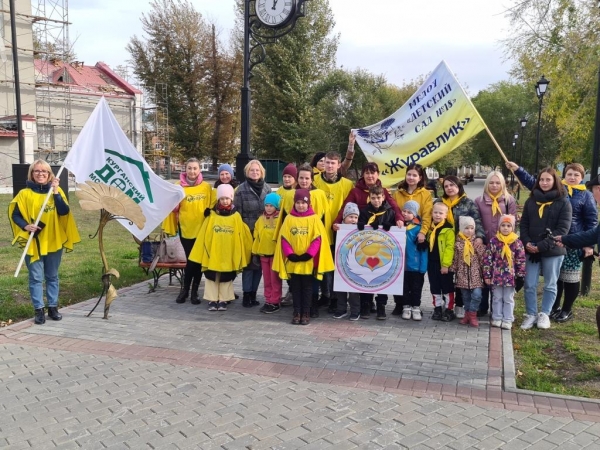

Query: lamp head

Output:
[520, 117, 528, 129]
[514, 132, 519, 140]
[537, 75, 549, 95]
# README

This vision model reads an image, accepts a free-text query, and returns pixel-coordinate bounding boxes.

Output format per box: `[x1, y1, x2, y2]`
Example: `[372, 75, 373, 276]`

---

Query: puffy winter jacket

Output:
[483, 236, 526, 287]
[450, 237, 486, 289]
[404, 219, 428, 273]
[447, 196, 485, 241]
[233, 180, 272, 234]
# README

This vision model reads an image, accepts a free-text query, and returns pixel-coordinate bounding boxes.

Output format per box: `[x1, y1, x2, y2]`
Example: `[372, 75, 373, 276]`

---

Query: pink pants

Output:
[260, 256, 282, 305]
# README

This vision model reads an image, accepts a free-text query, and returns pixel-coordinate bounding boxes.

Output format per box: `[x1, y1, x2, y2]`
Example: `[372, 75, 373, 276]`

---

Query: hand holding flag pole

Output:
[483, 127, 525, 190]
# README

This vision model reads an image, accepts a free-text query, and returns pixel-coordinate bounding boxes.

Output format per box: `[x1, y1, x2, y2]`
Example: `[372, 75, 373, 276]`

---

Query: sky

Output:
[68, 0, 515, 95]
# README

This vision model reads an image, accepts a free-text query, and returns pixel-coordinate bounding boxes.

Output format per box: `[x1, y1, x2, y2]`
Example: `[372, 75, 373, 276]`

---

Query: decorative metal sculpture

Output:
[75, 181, 146, 319]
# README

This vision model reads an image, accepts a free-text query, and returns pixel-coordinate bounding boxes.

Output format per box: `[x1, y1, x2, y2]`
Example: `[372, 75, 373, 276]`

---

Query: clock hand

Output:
[272, 0, 278, 10]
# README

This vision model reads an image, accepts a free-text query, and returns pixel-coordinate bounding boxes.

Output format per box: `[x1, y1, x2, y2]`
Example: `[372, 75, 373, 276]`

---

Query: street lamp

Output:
[534, 75, 550, 175]
[591, 1, 600, 180]
[518, 117, 528, 166]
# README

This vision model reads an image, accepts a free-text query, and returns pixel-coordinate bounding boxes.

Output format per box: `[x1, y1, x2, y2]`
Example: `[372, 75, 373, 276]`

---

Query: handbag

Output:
[150, 233, 187, 270]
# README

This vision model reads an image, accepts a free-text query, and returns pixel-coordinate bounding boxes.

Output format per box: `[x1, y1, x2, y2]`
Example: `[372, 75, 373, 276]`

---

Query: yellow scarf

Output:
[536, 201, 553, 218]
[429, 220, 445, 251]
[496, 231, 518, 268]
[442, 194, 465, 225]
[458, 232, 475, 266]
[367, 210, 385, 225]
[561, 180, 586, 197]
[489, 193, 502, 216]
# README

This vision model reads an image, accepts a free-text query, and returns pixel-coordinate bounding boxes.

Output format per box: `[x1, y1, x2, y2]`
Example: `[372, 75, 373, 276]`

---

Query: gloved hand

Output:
[204, 208, 212, 217]
[515, 277, 525, 292]
[416, 241, 428, 251]
[372, 223, 379, 230]
[297, 253, 312, 262]
[287, 254, 301, 262]
[528, 253, 541, 264]
[357, 223, 365, 231]
[382, 223, 391, 231]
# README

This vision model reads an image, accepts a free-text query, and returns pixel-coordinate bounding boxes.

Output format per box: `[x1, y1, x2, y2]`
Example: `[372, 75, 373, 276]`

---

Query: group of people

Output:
[9, 150, 599, 330]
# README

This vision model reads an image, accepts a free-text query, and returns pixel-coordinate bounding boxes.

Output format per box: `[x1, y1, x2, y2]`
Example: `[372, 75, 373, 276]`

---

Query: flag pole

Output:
[14, 164, 67, 277]
[483, 125, 525, 190]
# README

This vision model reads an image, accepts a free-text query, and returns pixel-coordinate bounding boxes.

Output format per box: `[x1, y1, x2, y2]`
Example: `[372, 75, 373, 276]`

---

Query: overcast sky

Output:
[69, 0, 515, 95]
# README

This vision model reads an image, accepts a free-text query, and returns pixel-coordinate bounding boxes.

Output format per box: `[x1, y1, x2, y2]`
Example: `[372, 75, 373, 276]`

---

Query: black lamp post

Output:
[534, 75, 550, 175]
[518, 117, 528, 167]
[591, 0, 600, 179]
[237, 0, 309, 182]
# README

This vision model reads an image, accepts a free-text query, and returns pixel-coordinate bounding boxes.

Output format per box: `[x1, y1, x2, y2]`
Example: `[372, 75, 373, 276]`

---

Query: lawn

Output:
[0, 193, 155, 324]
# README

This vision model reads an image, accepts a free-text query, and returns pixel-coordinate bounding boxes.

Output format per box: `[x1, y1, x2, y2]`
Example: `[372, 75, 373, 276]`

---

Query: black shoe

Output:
[550, 307, 562, 320]
[242, 292, 252, 308]
[441, 309, 456, 322]
[234, 293, 239, 299]
[176, 289, 189, 304]
[349, 313, 360, 321]
[476, 310, 488, 318]
[333, 311, 348, 319]
[47, 306, 62, 321]
[260, 303, 280, 314]
[556, 310, 573, 323]
[190, 285, 201, 305]
[432, 306, 443, 321]
[34, 308, 45, 324]
[327, 298, 338, 314]
[376, 304, 386, 320]
[250, 291, 260, 307]
[391, 305, 403, 316]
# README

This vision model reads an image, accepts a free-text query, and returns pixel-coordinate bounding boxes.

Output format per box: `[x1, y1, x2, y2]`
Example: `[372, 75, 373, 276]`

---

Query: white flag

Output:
[64, 97, 184, 240]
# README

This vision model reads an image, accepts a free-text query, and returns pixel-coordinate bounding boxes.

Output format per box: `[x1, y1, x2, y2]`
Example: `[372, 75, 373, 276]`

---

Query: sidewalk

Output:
[1, 275, 600, 449]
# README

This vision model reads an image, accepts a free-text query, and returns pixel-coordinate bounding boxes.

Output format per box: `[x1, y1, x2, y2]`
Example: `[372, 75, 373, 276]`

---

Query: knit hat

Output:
[499, 214, 515, 228]
[264, 192, 281, 210]
[459, 216, 475, 233]
[216, 184, 234, 201]
[218, 163, 234, 178]
[343, 202, 360, 219]
[282, 163, 297, 180]
[310, 152, 326, 168]
[402, 200, 420, 217]
[294, 188, 311, 205]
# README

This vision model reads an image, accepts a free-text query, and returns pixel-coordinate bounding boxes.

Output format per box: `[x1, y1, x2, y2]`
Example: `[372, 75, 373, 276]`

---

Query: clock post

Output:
[236, 0, 309, 182]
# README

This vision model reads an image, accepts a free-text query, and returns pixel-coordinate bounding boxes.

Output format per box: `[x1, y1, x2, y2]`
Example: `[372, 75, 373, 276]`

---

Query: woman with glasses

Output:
[8, 160, 80, 325]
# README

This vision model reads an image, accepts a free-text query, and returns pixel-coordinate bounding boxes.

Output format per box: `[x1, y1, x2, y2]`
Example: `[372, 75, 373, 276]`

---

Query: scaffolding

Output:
[141, 82, 171, 178]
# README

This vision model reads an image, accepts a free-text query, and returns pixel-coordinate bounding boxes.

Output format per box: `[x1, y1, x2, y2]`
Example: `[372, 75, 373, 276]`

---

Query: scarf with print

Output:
[442, 194, 465, 226]
[496, 231, 518, 268]
[458, 232, 475, 266]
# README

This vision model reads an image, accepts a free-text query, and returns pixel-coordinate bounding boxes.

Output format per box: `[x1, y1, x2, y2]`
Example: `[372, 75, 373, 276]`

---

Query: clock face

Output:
[255, 0, 295, 28]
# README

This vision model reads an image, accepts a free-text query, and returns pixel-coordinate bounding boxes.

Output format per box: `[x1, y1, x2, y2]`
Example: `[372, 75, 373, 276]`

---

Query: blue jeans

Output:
[25, 250, 63, 310]
[461, 288, 482, 312]
[242, 267, 262, 293]
[524, 255, 564, 316]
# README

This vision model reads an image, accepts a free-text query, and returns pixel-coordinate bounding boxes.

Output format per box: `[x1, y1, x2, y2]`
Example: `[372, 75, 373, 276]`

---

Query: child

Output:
[427, 202, 455, 321]
[357, 185, 396, 320]
[273, 189, 334, 325]
[399, 200, 428, 321]
[189, 184, 252, 311]
[333, 202, 362, 320]
[483, 214, 526, 329]
[253, 193, 282, 313]
[450, 216, 487, 327]
[276, 164, 297, 306]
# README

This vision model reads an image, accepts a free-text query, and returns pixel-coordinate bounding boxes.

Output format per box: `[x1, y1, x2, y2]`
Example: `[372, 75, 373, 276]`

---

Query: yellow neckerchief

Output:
[429, 220, 445, 251]
[488, 192, 502, 216]
[367, 210, 386, 225]
[496, 231, 518, 268]
[458, 232, 474, 266]
[561, 180, 586, 197]
[442, 193, 465, 226]
[536, 201, 553, 218]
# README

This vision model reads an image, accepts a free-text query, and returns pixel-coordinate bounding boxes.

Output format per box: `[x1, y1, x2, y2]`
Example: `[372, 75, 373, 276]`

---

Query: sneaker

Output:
[520, 314, 537, 330]
[260, 303, 280, 314]
[455, 306, 465, 319]
[536, 312, 551, 329]
[501, 321, 512, 330]
[556, 310, 573, 323]
[333, 311, 348, 319]
[401, 306, 412, 320]
[208, 302, 218, 311]
[441, 309, 456, 322]
[549, 307, 562, 320]
[491, 320, 502, 328]
[432, 306, 443, 321]
[349, 313, 360, 321]
[281, 290, 293, 306]
[411, 307, 422, 321]
[217, 302, 228, 311]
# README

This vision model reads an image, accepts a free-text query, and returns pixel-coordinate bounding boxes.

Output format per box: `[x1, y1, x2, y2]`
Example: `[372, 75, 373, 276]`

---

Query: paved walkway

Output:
[2, 273, 600, 449]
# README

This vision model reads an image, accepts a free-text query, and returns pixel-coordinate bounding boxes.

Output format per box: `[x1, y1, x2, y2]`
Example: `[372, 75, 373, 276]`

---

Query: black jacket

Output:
[358, 202, 396, 229]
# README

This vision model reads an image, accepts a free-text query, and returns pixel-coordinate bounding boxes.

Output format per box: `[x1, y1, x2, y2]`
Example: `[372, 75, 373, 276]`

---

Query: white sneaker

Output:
[491, 320, 502, 328]
[401, 306, 412, 320]
[520, 314, 537, 330]
[536, 312, 551, 329]
[411, 307, 422, 321]
[501, 321, 512, 330]
[455, 306, 465, 319]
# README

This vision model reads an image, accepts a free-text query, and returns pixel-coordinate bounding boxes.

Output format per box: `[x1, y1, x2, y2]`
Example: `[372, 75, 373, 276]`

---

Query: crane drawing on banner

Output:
[356, 118, 405, 155]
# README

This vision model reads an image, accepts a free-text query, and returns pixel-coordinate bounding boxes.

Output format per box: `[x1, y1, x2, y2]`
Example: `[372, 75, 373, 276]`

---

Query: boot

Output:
[391, 304, 403, 316]
[176, 288, 189, 303]
[47, 306, 62, 321]
[300, 312, 310, 325]
[460, 310, 470, 325]
[361, 302, 370, 319]
[190, 283, 201, 305]
[327, 297, 337, 314]
[469, 311, 479, 328]
[291, 311, 301, 325]
[370, 300, 377, 313]
[250, 291, 260, 307]
[34, 308, 45, 325]
[376, 303, 386, 320]
[310, 294, 320, 318]
[242, 292, 252, 308]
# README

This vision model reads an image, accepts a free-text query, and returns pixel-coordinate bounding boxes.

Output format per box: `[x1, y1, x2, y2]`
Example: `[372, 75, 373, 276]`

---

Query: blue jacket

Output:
[404, 219, 427, 273]
[561, 225, 600, 250]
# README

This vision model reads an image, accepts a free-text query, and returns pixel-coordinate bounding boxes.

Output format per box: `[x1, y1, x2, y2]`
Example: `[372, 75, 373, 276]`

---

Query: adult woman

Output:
[519, 168, 572, 330]
[9, 160, 80, 324]
[474, 171, 517, 316]
[441, 175, 485, 321]
[310, 152, 326, 175]
[507, 161, 597, 323]
[163, 158, 212, 304]
[211, 163, 239, 206]
[234, 160, 272, 307]
[391, 163, 434, 315]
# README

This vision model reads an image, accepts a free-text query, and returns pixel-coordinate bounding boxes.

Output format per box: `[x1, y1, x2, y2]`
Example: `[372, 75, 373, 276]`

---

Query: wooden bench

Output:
[139, 260, 186, 293]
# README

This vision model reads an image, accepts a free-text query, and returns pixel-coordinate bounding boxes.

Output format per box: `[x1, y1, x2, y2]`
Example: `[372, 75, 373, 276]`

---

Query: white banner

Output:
[333, 225, 406, 295]
[64, 97, 184, 240]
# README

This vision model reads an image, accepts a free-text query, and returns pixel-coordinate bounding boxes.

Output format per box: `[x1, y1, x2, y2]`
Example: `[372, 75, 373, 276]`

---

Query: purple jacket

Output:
[474, 193, 517, 244]
[482, 236, 526, 287]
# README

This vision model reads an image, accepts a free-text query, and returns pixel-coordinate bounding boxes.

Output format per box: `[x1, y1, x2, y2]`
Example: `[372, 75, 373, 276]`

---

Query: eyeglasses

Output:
[32, 170, 50, 174]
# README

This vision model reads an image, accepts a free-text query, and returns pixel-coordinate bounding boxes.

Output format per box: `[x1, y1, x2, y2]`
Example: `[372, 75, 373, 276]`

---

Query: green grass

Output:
[0, 193, 156, 323]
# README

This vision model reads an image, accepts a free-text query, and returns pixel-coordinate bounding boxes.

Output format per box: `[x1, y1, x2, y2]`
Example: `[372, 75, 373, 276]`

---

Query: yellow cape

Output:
[162, 181, 212, 239]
